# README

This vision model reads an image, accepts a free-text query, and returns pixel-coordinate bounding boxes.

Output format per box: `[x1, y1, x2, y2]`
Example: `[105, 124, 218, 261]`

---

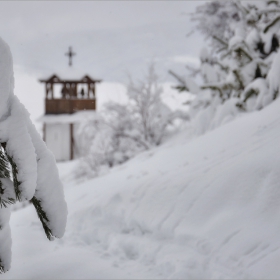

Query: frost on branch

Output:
[76, 64, 183, 179]
[0, 37, 67, 272]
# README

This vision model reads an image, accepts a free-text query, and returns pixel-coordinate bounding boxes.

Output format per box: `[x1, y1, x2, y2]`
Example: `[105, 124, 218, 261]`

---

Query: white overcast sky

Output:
[0, 1, 200, 40]
[0, 1, 204, 80]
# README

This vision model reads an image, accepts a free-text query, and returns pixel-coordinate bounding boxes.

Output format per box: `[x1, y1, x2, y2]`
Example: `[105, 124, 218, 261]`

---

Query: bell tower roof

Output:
[38, 46, 102, 115]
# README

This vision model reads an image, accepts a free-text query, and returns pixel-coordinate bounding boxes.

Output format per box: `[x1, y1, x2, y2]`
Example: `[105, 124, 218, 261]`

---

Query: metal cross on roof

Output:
[65, 46, 76, 67]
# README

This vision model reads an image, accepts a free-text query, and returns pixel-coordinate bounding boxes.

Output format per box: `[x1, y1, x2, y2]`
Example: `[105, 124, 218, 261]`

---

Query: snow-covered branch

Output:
[0, 37, 67, 272]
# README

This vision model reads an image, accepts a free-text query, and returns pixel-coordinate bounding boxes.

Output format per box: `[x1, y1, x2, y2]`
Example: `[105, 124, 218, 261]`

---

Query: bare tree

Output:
[76, 64, 181, 178]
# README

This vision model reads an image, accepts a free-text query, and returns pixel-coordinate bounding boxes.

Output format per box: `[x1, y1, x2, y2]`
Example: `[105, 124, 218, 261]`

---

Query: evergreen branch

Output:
[201, 82, 235, 101]
[0, 261, 4, 274]
[221, 51, 231, 60]
[233, 46, 253, 63]
[239, 48, 253, 62]
[172, 85, 188, 93]
[216, 46, 228, 54]
[241, 42, 254, 61]
[236, 102, 246, 111]
[0, 190, 16, 208]
[215, 61, 229, 73]
[233, 0, 249, 15]
[6, 155, 21, 201]
[169, 70, 201, 93]
[0, 148, 10, 179]
[0, 145, 16, 208]
[233, 69, 244, 91]
[201, 84, 223, 99]
[267, 0, 279, 5]
[0, 180, 15, 208]
[244, 88, 259, 103]
[212, 35, 228, 48]
[0, 198, 15, 208]
[273, 89, 279, 100]
[168, 70, 189, 91]
[1, 142, 21, 201]
[185, 65, 200, 77]
[264, 16, 280, 33]
[31, 196, 54, 241]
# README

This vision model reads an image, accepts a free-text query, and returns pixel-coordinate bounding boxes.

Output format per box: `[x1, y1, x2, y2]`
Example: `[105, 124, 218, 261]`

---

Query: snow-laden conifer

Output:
[0, 37, 67, 272]
[171, 0, 280, 134]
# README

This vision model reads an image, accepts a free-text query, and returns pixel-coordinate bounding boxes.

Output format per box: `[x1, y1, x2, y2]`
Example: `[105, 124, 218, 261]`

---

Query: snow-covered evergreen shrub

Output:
[171, 0, 280, 134]
[0, 38, 67, 272]
[76, 65, 180, 179]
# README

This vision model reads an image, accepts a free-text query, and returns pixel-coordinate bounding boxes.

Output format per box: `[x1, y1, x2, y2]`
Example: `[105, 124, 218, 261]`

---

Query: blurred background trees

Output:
[171, 0, 280, 134]
[77, 0, 280, 178]
[76, 65, 182, 179]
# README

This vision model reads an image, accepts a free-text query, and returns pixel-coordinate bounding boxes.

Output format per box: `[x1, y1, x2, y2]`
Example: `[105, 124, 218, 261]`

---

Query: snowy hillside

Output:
[1, 92, 280, 278]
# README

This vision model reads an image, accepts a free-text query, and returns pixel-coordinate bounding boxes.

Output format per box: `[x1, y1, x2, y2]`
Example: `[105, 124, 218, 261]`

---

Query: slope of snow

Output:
[2, 98, 280, 278]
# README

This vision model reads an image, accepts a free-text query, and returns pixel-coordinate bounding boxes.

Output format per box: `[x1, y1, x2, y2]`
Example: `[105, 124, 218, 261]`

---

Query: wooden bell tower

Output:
[39, 47, 101, 161]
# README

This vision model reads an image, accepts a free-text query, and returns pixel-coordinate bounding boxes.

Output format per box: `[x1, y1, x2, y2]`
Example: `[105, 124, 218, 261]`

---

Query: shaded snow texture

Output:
[1, 89, 280, 278]
[0, 37, 67, 272]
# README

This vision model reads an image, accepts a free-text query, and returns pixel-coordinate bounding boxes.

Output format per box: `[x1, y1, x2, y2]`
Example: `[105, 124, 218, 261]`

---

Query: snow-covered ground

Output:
[2, 97, 280, 278]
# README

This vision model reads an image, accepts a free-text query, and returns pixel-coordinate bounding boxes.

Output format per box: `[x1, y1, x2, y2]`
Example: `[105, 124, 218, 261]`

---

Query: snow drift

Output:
[3, 94, 280, 278]
[63, 97, 280, 278]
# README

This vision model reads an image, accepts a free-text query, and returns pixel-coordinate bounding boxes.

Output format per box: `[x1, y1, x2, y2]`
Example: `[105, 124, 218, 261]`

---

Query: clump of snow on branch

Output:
[171, 0, 280, 135]
[0, 37, 67, 272]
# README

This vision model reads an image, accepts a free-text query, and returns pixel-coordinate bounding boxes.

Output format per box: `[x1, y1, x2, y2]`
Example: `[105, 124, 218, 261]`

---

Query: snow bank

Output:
[3, 66, 280, 278]
[6, 97, 275, 278]
[62, 97, 280, 278]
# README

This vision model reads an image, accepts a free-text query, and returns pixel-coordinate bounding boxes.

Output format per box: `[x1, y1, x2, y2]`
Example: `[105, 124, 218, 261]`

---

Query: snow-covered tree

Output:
[171, 0, 280, 134]
[76, 64, 180, 178]
[125, 64, 177, 146]
[0, 38, 67, 272]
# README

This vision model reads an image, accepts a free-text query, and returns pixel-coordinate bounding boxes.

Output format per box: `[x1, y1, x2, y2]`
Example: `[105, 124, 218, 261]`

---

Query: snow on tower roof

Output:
[40, 66, 101, 83]
[55, 66, 98, 81]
